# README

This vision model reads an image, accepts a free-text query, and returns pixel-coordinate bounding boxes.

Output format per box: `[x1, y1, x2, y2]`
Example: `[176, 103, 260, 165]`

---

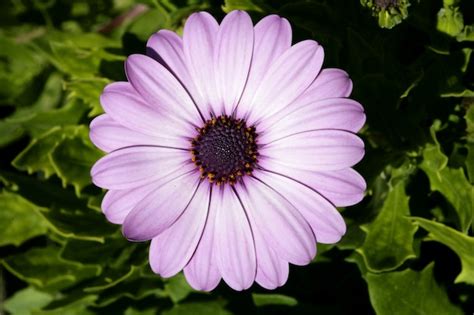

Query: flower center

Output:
[191, 115, 258, 185]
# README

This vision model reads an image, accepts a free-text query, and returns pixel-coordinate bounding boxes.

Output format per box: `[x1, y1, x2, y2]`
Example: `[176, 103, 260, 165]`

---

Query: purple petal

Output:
[183, 188, 221, 291]
[235, 177, 316, 266]
[237, 15, 292, 118]
[295, 68, 353, 106]
[256, 170, 347, 244]
[246, 40, 324, 125]
[100, 82, 191, 147]
[125, 54, 201, 127]
[260, 166, 366, 207]
[183, 12, 220, 115]
[215, 186, 256, 290]
[122, 170, 199, 241]
[215, 10, 254, 115]
[89, 114, 173, 152]
[259, 98, 366, 143]
[260, 130, 365, 171]
[253, 226, 289, 289]
[101, 183, 159, 224]
[149, 181, 210, 278]
[146, 30, 207, 119]
[91, 146, 191, 190]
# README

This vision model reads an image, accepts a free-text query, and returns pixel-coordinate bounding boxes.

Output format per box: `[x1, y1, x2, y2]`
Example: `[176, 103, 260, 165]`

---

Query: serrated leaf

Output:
[4, 287, 53, 315]
[39, 206, 117, 242]
[366, 263, 463, 315]
[0, 191, 48, 246]
[358, 182, 418, 272]
[252, 293, 298, 307]
[12, 127, 65, 178]
[2, 246, 100, 291]
[50, 127, 103, 195]
[420, 135, 473, 232]
[412, 217, 474, 285]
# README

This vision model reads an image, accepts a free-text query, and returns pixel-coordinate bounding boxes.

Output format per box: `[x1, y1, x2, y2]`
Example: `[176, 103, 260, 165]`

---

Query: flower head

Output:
[90, 10, 366, 291]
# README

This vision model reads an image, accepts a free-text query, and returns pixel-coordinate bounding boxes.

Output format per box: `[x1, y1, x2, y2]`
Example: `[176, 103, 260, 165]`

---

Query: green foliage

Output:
[366, 263, 463, 315]
[358, 181, 418, 272]
[0, 0, 473, 314]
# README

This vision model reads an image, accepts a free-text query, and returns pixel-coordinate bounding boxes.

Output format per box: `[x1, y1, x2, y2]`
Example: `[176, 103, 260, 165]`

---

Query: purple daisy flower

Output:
[90, 10, 366, 291]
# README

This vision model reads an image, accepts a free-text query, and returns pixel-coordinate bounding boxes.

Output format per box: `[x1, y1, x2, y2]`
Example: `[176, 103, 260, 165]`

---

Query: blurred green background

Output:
[0, 0, 473, 314]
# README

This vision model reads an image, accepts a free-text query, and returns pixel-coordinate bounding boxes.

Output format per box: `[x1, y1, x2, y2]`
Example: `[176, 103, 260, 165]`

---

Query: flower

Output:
[90, 10, 366, 291]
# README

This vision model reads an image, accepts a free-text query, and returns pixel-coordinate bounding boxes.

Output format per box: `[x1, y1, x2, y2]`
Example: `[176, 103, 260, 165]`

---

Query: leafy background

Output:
[0, 0, 473, 314]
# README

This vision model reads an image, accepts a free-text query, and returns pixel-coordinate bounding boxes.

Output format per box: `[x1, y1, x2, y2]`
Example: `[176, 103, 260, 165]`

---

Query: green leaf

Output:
[39, 205, 117, 242]
[357, 181, 418, 272]
[412, 217, 474, 285]
[252, 293, 298, 307]
[4, 287, 53, 315]
[0, 191, 48, 246]
[66, 78, 109, 117]
[0, 34, 46, 101]
[437, 5, 464, 37]
[12, 127, 65, 179]
[420, 131, 474, 232]
[127, 7, 170, 41]
[2, 246, 100, 291]
[13, 125, 103, 195]
[163, 301, 232, 315]
[366, 263, 463, 315]
[50, 127, 103, 195]
[222, 0, 266, 13]
[164, 273, 194, 304]
[33, 295, 98, 315]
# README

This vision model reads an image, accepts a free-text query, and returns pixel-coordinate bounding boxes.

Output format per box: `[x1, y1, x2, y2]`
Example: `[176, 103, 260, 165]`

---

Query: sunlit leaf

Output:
[3, 287, 53, 315]
[0, 191, 48, 246]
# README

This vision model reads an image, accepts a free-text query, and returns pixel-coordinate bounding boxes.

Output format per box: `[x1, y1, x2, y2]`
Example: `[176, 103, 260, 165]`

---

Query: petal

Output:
[125, 54, 201, 127]
[256, 170, 347, 244]
[260, 130, 365, 171]
[100, 82, 190, 147]
[253, 226, 289, 289]
[89, 114, 169, 152]
[146, 30, 207, 119]
[215, 186, 256, 290]
[184, 187, 221, 291]
[246, 40, 324, 125]
[236, 15, 292, 117]
[295, 68, 353, 106]
[235, 176, 316, 265]
[259, 98, 366, 143]
[215, 10, 254, 115]
[150, 181, 210, 278]
[91, 146, 191, 190]
[122, 170, 200, 241]
[183, 12, 220, 115]
[261, 166, 366, 207]
[101, 183, 159, 224]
